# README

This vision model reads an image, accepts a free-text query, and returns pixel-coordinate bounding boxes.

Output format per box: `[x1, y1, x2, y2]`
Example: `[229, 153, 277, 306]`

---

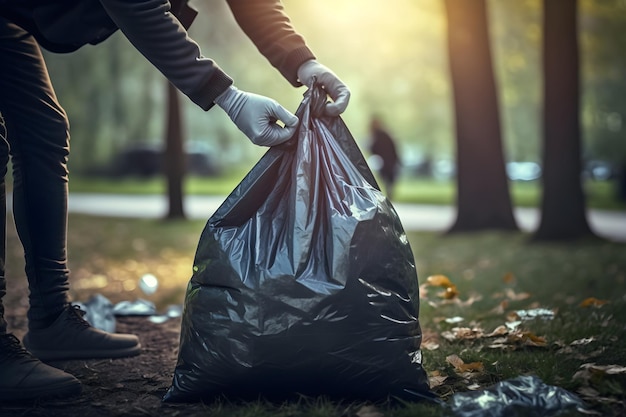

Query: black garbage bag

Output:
[163, 84, 431, 403]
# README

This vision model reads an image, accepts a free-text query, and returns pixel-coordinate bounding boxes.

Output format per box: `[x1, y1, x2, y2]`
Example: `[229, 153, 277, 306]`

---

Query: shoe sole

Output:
[0, 379, 82, 402]
[28, 344, 141, 362]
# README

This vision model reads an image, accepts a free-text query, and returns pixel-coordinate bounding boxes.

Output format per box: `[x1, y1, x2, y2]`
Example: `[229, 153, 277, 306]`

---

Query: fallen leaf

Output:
[579, 363, 626, 376]
[441, 327, 485, 341]
[426, 274, 460, 300]
[418, 283, 430, 299]
[445, 354, 465, 369]
[422, 340, 440, 351]
[428, 371, 448, 388]
[502, 272, 516, 284]
[455, 294, 482, 307]
[489, 330, 548, 349]
[485, 325, 508, 337]
[490, 299, 509, 315]
[579, 297, 609, 308]
[487, 337, 511, 350]
[446, 354, 484, 373]
[508, 331, 547, 347]
[426, 275, 454, 287]
[506, 311, 521, 322]
[505, 288, 531, 301]
[439, 286, 459, 299]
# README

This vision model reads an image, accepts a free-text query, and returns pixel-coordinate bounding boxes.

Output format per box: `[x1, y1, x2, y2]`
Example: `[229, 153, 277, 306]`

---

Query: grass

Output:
[60, 171, 626, 211]
[5, 215, 626, 416]
[413, 232, 626, 413]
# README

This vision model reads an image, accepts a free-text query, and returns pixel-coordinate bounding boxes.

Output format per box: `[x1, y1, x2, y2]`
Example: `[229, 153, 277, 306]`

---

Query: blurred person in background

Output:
[369, 115, 400, 201]
[0, 0, 349, 402]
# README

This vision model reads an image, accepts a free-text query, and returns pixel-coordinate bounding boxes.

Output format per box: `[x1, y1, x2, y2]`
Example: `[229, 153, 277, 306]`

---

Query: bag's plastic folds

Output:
[164, 85, 430, 403]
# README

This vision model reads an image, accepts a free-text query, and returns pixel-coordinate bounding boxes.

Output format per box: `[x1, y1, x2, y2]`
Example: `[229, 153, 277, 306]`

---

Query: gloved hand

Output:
[215, 86, 299, 146]
[297, 59, 350, 116]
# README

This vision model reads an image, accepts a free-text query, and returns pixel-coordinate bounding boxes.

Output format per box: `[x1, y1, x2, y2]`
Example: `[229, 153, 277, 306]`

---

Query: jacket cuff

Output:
[281, 46, 316, 87]
[191, 68, 234, 111]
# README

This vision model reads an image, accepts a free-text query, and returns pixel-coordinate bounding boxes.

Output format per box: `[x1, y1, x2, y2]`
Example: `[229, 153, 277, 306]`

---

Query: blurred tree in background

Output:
[444, 0, 517, 232]
[579, 0, 626, 166]
[534, 0, 593, 240]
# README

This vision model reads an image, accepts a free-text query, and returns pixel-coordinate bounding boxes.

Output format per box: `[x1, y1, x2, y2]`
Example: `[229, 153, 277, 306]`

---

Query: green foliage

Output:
[580, 0, 626, 164]
[40, 0, 626, 179]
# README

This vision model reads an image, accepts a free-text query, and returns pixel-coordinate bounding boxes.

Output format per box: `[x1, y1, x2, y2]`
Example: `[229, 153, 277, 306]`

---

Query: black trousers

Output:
[0, 17, 70, 334]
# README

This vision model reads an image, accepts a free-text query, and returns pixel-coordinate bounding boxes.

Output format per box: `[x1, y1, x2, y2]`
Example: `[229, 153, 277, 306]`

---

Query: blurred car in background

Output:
[112, 141, 221, 177]
[583, 160, 615, 181]
[506, 161, 542, 181]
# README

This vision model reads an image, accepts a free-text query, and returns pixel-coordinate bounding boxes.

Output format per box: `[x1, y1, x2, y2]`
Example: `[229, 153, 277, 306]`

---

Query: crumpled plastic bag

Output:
[448, 375, 586, 417]
[112, 299, 157, 316]
[163, 84, 430, 403]
[75, 293, 116, 333]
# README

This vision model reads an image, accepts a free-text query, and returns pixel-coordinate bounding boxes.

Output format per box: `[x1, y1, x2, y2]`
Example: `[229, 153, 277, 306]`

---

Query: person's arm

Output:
[98, 0, 297, 145]
[226, 0, 315, 86]
[98, 0, 231, 110]
[227, 0, 350, 116]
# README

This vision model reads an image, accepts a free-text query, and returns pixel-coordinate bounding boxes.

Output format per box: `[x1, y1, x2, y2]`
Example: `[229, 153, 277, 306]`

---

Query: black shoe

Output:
[23, 305, 141, 361]
[0, 333, 82, 402]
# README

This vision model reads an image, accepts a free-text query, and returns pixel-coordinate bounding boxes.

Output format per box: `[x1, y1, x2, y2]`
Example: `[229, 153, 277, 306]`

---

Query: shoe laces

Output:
[0, 334, 33, 361]
[66, 305, 91, 329]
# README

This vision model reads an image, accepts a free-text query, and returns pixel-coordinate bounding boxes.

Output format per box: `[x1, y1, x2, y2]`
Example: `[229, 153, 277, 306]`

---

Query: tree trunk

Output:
[534, 0, 593, 240]
[444, 0, 518, 233]
[164, 82, 186, 220]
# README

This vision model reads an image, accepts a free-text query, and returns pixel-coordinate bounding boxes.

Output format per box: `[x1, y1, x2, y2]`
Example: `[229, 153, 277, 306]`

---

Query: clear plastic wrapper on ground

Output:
[448, 375, 586, 417]
[163, 84, 431, 403]
[75, 293, 116, 333]
[112, 299, 156, 316]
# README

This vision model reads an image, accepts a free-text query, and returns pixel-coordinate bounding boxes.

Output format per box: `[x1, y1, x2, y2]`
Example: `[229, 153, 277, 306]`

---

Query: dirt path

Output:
[0, 316, 211, 417]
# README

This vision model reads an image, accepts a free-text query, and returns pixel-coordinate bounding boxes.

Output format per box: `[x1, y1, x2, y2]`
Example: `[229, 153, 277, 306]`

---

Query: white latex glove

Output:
[297, 59, 350, 116]
[215, 86, 299, 146]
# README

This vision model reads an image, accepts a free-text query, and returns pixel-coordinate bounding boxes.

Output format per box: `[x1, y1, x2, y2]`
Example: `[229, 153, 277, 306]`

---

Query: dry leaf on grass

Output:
[502, 272, 516, 284]
[441, 327, 485, 342]
[490, 299, 509, 315]
[428, 370, 448, 388]
[485, 325, 509, 337]
[577, 385, 624, 408]
[421, 339, 440, 351]
[579, 297, 609, 308]
[425, 274, 459, 300]
[504, 288, 531, 301]
[446, 354, 484, 373]
[421, 328, 441, 351]
[508, 331, 548, 347]
[488, 330, 548, 349]
[426, 274, 454, 287]
[575, 363, 626, 379]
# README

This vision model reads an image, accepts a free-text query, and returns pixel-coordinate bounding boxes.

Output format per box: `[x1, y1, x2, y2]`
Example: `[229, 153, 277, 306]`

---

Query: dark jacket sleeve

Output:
[98, 0, 233, 110]
[226, 0, 316, 86]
